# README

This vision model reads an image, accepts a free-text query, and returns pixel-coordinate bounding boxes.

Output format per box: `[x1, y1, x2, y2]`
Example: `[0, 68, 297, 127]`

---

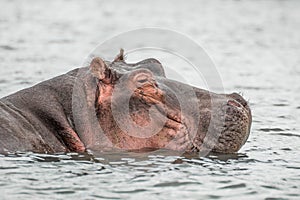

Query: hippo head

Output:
[80, 50, 252, 154]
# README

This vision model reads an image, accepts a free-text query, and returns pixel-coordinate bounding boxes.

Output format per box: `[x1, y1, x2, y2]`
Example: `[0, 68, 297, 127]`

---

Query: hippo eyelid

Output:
[135, 74, 150, 83]
[137, 78, 148, 83]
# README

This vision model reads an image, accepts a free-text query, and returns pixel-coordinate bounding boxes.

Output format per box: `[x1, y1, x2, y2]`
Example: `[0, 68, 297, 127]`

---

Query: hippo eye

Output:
[135, 74, 150, 84]
[137, 78, 148, 84]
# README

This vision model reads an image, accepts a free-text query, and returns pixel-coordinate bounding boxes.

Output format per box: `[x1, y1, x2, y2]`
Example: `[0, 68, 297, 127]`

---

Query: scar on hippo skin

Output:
[0, 49, 252, 154]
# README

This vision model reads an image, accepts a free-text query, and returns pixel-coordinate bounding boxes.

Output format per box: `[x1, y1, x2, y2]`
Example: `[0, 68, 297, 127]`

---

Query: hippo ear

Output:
[113, 48, 125, 62]
[90, 57, 110, 81]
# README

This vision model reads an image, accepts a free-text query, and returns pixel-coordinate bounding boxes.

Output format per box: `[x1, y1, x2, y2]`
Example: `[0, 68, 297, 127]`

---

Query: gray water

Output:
[0, 0, 300, 199]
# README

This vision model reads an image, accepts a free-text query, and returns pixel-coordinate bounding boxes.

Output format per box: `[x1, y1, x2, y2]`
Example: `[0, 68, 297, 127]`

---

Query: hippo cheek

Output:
[128, 91, 190, 149]
[120, 94, 192, 150]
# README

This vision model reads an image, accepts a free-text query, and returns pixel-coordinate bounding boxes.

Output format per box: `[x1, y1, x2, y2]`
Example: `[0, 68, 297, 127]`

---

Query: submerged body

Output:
[0, 51, 252, 154]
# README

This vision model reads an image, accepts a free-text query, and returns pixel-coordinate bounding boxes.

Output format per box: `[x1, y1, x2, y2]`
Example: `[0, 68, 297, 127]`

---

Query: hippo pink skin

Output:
[0, 50, 252, 154]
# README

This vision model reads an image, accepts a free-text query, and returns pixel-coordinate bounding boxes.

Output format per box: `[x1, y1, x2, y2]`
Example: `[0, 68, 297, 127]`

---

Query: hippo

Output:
[0, 50, 252, 155]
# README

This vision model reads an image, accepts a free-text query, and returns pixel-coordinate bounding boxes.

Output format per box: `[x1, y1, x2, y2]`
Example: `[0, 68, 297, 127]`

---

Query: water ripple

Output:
[275, 133, 300, 138]
[259, 128, 285, 132]
[0, 45, 17, 51]
[153, 181, 201, 187]
[219, 183, 247, 189]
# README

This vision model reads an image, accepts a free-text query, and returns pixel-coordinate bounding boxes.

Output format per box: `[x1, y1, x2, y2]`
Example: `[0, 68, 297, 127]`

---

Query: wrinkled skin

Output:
[0, 50, 252, 154]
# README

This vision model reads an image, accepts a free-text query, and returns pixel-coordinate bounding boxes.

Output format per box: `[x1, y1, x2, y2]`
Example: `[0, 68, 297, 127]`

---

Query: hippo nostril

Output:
[228, 93, 248, 107]
[227, 99, 242, 108]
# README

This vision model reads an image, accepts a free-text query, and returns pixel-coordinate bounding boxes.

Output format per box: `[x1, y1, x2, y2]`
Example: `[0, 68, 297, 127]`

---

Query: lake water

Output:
[0, 0, 299, 199]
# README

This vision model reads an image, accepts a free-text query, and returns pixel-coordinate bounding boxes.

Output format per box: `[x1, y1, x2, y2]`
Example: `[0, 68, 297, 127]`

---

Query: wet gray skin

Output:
[0, 50, 252, 154]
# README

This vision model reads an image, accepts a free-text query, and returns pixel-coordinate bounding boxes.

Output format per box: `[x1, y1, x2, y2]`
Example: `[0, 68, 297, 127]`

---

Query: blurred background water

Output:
[0, 0, 299, 199]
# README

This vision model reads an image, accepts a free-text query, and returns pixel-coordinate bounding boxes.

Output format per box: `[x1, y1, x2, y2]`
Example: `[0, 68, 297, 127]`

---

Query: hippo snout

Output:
[228, 92, 250, 109]
[211, 93, 252, 153]
[189, 90, 252, 153]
